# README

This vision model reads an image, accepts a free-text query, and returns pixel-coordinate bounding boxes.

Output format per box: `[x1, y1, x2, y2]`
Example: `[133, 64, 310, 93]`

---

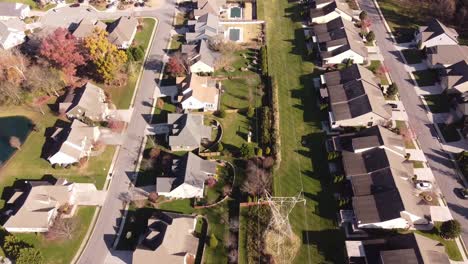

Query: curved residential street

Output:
[38, 3, 178, 264]
[358, 0, 468, 245]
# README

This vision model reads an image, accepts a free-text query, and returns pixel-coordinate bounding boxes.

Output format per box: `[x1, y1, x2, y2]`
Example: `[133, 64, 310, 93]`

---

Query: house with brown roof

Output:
[3, 179, 103, 233]
[0, 2, 30, 20]
[47, 119, 100, 166]
[179, 74, 220, 111]
[440, 59, 468, 94]
[320, 65, 391, 128]
[426, 45, 468, 69]
[313, 17, 367, 65]
[133, 212, 199, 264]
[72, 17, 107, 39]
[414, 19, 458, 49]
[309, 0, 354, 24]
[193, 0, 226, 19]
[0, 18, 25, 50]
[107, 16, 138, 49]
[59, 82, 110, 122]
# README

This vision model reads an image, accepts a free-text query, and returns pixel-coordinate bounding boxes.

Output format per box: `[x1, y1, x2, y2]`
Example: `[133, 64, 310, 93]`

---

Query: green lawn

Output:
[402, 49, 424, 64]
[217, 112, 253, 152]
[412, 160, 424, 168]
[259, 0, 345, 262]
[367, 60, 389, 85]
[169, 34, 184, 51]
[15, 206, 96, 264]
[437, 123, 461, 142]
[221, 77, 262, 110]
[413, 69, 439, 87]
[175, 13, 187, 27]
[214, 50, 260, 78]
[415, 223, 463, 261]
[0, 106, 115, 207]
[238, 207, 248, 264]
[395, 120, 416, 149]
[424, 94, 451, 113]
[134, 18, 157, 51]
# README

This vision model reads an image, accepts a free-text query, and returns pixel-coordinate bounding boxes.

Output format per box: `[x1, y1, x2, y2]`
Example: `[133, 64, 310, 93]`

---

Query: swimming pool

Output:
[229, 7, 242, 18]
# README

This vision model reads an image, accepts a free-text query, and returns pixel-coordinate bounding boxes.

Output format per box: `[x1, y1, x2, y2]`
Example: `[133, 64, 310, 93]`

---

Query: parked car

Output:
[416, 181, 432, 191]
[70, 3, 80, 7]
[388, 103, 398, 109]
[456, 188, 468, 199]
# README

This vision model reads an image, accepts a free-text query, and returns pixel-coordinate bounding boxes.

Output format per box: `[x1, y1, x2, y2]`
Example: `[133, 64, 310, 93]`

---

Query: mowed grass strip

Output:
[259, 0, 344, 262]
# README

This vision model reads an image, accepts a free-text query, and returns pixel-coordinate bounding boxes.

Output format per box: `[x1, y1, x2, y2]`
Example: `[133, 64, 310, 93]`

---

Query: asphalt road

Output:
[54, 4, 175, 264]
[358, 0, 468, 245]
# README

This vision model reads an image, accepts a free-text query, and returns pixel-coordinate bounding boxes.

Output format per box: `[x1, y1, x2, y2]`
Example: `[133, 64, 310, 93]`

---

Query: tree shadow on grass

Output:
[302, 229, 345, 263]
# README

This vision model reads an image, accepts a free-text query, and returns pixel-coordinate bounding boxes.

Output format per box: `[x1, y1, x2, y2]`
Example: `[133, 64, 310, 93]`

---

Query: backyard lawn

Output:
[402, 49, 423, 64]
[423, 94, 451, 113]
[15, 206, 96, 264]
[259, 0, 345, 262]
[221, 77, 262, 110]
[413, 69, 439, 87]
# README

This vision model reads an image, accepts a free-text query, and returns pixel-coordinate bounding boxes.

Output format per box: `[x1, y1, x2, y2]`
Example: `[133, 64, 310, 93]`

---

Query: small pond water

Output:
[0, 116, 32, 166]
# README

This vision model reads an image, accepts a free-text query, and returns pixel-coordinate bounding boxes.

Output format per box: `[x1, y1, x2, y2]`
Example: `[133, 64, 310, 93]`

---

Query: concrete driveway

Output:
[358, 0, 468, 246]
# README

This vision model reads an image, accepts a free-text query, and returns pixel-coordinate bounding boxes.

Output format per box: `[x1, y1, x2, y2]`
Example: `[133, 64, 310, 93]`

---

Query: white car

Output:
[416, 182, 432, 191]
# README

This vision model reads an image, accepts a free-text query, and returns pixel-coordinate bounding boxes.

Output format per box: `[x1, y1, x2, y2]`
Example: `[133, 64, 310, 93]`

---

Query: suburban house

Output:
[186, 13, 220, 43]
[309, 0, 354, 24]
[0, 18, 26, 50]
[107, 16, 139, 49]
[3, 179, 103, 233]
[426, 45, 468, 68]
[453, 93, 468, 137]
[72, 17, 107, 39]
[320, 65, 391, 128]
[133, 212, 199, 264]
[179, 74, 220, 111]
[167, 113, 212, 151]
[313, 17, 367, 65]
[59, 82, 110, 122]
[440, 59, 468, 94]
[335, 126, 430, 229]
[415, 18, 458, 49]
[156, 152, 217, 198]
[193, 0, 225, 19]
[182, 39, 217, 74]
[345, 233, 450, 264]
[0, 3, 30, 20]
[48, 119, 101, 166]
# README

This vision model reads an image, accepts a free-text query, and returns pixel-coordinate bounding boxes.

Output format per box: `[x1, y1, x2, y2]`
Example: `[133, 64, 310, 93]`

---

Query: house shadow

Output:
[302, 229, 345, 263]
[40, 119, 71, 160]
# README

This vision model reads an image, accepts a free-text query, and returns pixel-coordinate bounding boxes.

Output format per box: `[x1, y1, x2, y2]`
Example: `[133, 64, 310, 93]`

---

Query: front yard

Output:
[413, 69, 439, 87]
[367, 60, 390, 85]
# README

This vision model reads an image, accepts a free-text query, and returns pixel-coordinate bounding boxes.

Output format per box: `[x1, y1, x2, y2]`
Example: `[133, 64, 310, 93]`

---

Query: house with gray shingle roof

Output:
[426, 45, 468, 69]
[48, 119, 100, 166]
[186, 13, 220, 43]
[167, 113, 212, 151]
[415, 19, 458, 49]
[59, 82, 110, 122]
[0, 2, 30, 20]
[193, 0, 226, 19]
[72, 17, 107, 39]
[156, 152, 217, 198]
[107, 16, 138, 49]
[320, 65, 391, 128]
[187, 39, 217, 74]
[0, 18, 25, 50]
[309, 0, 354, 24]
[440, 59, 468, 94]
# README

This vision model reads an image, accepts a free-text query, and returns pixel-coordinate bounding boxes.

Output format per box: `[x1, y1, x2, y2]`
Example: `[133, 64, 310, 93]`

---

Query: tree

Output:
[39, 28, 85, 77]
[256, 148, 263, 157]
[9, 136, 21, 150]
[16, 248, 44, 264]
[22, 65, 64, 97]
[216, 109, 226, 118]
[366, 31, 375, 42]
[246, 106, 254, 118]
[3, 235, 29, 259]
[0, 49, 29, 104]
[264, 146, 271, 155]
[216, 142, 224, 152]
[241, 160, 272, 197]
[359, 11, 368, 21]
[84, 28, 128, 83]
[387, 83, 398, 96]
[148, 192, 159, 203]
[209, 234, 218, 248]
[46, 216, 77, 240]
[166, 55, 186, 77]
[440, 220, 461, 239]
[149, 147, 161, 159]
[107, 119, 125, 133]
[240, 143, 255, 159]
[132, 45, 145, 61]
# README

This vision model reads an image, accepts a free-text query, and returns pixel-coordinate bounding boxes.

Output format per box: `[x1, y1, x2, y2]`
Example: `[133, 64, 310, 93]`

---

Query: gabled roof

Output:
[426, 45, 468, 66]
[180, 74, 219, 105]
[194, 0, 225, 17]
[317, 22, 367, 59]
[197, 39, 216, 67]
[61, 82, 107, 119]
[324, 64, 378, 86]
[309, 0, 353, 19]
[107, 16, 138, 46]
[167, 113, 212, 148]
[156, 153, 216, 193]
[352, 190, 404, 224]
[313, 16, 350, 34]
[419, 18, 458, 44]
[186, 13, 219, 42]
[72, 17, 107, 39]
[0, 18, 25, 46]
[443, 59, 468, 88]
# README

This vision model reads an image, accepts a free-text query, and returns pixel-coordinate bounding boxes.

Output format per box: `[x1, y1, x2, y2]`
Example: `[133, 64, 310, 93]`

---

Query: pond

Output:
[0, 116, 32, 166]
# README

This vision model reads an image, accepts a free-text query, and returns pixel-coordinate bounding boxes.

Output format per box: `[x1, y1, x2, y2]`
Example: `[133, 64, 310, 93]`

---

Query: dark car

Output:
[457, 188, 468, 199]
[388, 103, 398, 109]
[70, 3, 80, 7]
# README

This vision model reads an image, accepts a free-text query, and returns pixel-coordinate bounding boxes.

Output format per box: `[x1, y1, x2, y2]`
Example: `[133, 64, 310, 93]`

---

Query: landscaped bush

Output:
[327, 151, 341, 161]
[209, 234, 219, 248]
[16, 248, 44, 264]
[440, 220, 461, 239]
[387, 83, 398, 96]
[260, 46, 268, 76]
[246, 205, 271, 264]
[247, 106, 255, 118]
[240, 143, 255, 159]
[260, 106, 272, 147]
[216, 109, 227, 118]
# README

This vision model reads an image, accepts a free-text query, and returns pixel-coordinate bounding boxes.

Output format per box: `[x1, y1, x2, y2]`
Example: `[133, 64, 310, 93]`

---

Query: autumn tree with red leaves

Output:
[166, 55, 187, 77]
[39, 28, 86, 77]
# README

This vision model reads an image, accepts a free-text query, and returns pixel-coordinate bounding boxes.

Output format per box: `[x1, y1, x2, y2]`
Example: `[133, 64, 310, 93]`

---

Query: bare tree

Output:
[241, 160, 272, 197]
[9, 136, 21, 150]
[22, 65, 64, 97]
[47, 216, 77, 240]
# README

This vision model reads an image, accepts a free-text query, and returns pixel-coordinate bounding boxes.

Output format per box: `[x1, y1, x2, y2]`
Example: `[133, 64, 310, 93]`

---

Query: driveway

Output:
[74, 2, 175, 264]
[358, 0, 468, 245]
